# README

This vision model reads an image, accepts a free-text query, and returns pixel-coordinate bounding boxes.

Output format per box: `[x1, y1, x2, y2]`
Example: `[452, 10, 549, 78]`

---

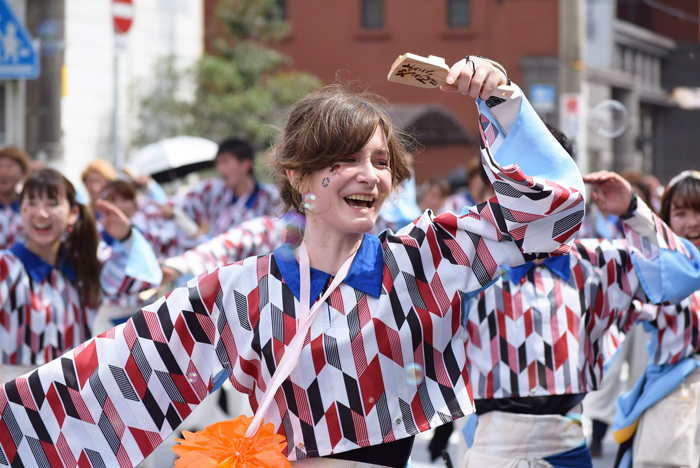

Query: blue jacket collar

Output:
[10, 243, 76, 283]
[273, 233, 384, 306]
[231, 181, 261, 210]
[0, 199, 19, 213]
[508, 255, 570, 284]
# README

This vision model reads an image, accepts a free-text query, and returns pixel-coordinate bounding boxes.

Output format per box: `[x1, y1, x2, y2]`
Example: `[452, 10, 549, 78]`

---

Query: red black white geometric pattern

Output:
[172, 179, 283, 238]
[0, 203, 24, 251]
[466, 202, 699, 399]
[0, 94, 586, 466]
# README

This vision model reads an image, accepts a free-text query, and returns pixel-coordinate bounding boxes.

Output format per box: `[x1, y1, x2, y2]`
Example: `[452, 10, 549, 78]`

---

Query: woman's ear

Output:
[67, 205, 80, 228]
[286, 169, 305, 194]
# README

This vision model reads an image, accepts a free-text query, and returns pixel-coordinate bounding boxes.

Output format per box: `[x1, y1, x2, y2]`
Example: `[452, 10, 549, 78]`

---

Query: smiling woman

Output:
[0, 169, 162, 383]
[0, 57, 586, 468]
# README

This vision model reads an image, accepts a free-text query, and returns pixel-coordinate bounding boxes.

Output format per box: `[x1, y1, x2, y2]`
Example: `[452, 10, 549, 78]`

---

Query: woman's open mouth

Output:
[344, 194, 375, 209]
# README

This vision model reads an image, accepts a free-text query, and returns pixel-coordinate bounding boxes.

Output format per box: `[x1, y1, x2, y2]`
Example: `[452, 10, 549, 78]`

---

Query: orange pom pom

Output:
[173, 415, 290, 468]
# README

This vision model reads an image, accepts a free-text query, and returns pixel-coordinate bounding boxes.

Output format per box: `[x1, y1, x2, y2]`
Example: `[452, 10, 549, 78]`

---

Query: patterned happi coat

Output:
[162, 214, 298, 278]
[0, 201, 24, 251]
[0, 89, 587, 467]
[465, 198, 700, 400]
[172, 179, 283, 238]
[0, 228, 160, 368]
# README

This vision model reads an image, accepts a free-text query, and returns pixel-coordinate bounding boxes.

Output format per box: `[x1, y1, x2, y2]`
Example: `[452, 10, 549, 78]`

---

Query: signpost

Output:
[113, 0, 133, 169]
[0, 0, 39, 79]
[113, 0, 134, 34]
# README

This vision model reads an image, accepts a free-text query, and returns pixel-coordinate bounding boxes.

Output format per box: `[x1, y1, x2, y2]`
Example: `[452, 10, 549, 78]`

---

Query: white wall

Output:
[61, 0, 203, 187]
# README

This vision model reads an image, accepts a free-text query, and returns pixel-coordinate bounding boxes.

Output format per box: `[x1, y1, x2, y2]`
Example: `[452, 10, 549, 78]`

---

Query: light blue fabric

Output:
[380, 176, 422, 227]
[121, 229, 163, 285]
[613, 355, 700, 437]
[630, 237, 700, 305]
[147, 181, 169, 205]
[477, 89, 586, 196]
[461, 413, 479, 448]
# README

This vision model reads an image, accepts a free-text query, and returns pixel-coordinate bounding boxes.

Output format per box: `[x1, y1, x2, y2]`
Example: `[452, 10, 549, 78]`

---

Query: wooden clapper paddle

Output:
[387, 53, 516, 99]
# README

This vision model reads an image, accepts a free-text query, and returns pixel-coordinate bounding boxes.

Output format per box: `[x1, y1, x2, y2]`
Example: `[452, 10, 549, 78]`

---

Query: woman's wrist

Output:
[619, 189, 638, 221]
[466, 55, 510, 85]
[118, 225, 134, 243]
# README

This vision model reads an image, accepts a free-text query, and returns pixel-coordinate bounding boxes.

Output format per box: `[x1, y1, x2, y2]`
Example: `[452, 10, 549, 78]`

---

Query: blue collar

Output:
[231, 181, 261, 209]
[10, 243, 76, 283]
[273, 233, 384, 306]
[508, 255, 570, 284]
[0, 199, 19, 213]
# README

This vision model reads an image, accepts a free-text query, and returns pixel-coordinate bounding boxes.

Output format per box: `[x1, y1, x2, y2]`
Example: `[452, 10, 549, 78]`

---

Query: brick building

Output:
[205, 0, 700, 183]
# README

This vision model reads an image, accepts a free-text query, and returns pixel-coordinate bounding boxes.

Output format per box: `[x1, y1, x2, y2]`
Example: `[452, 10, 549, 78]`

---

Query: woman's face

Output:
[84, 171, 109, 204]
[301, 126, 393, 237]
[21, 192, 78, 259]
[669, 197, 700, 250]
[103, 192, 137, 219]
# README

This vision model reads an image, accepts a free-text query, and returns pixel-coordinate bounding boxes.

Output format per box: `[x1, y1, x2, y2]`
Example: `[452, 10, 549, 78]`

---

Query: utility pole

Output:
[559, 0, 588, 174]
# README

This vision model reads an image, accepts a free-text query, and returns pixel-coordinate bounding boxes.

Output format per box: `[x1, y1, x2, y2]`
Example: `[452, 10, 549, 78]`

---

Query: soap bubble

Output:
[589, 99, 629, 138]
[187, 371, 199, 383]
[405, 363, 425, 385]
[560, 414, 587, 447]
[284, 212, 306, 246]
[302, 193, 318, 212]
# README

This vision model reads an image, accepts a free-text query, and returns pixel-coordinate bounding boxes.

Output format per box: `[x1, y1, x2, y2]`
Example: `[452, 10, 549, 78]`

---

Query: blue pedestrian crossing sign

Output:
[0, 0, 39, 79]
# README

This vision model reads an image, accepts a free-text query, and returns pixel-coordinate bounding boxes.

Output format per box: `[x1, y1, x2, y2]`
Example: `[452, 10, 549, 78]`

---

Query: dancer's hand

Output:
[96, 199, 132, 241]
[161, 265, 179, 284]
[440, 57, 507, 99]
[583, 171, 633, 216]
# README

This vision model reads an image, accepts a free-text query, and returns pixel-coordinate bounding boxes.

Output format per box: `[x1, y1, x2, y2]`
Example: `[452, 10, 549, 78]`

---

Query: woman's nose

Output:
[355, 160, 379, 184]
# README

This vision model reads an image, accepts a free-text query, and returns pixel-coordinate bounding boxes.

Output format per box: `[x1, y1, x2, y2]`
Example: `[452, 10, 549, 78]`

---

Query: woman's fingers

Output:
[446, 58, 469, 86]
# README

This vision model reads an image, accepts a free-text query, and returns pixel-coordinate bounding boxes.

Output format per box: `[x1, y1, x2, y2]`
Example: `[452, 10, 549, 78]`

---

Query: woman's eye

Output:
[374, 160, 389, 167]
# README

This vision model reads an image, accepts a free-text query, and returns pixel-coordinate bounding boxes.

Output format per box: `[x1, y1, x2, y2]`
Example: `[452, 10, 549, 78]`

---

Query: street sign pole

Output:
[112, 0, 133, 170]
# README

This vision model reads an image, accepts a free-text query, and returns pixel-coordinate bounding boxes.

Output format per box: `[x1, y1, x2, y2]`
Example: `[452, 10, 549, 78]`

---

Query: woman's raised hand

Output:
[96, 199, 132, 241]
[440, 57, 508, 100]
[583, 171, 633, 216]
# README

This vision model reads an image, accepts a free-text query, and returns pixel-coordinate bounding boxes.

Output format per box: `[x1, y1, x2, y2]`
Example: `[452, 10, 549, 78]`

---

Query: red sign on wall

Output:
[113, 0, 134, 34]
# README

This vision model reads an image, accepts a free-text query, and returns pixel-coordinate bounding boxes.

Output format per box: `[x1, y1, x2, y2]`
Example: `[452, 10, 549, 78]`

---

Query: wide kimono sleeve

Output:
[162, 215, 294, 277]
[392, 86, 586, 294]
[0, 256, 251, 467]
[99, 228, 163, 301]
[570, 197, 700, 350]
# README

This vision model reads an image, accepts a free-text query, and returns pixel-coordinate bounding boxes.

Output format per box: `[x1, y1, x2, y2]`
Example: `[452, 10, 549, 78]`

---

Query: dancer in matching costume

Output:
[0, 57, 586, 467]
[459, 170, 700, 467]
[91, 180, 164, 335]
[0, 147, 29, 250]
[612, 170, 700, 468]
[170, 138, 283, 239]
[0, 169, 161, 385]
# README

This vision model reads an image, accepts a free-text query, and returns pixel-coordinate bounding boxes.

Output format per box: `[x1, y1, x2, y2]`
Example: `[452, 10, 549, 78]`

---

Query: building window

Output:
[362, 0, 384, 29]
[276, 0, 287, 20]
[447, 0, 470, 28]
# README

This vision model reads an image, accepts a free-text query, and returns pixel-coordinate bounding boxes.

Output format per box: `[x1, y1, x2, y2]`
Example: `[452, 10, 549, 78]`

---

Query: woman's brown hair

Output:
[102, 180, 137, 202]
[269, 84, 413, 213]
[659, 171, 700, 225]
[20, 169, 101, 307]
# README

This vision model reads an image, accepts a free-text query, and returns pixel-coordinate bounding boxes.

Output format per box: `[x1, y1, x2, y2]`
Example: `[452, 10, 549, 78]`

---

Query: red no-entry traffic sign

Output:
[113, 0, 134, 34]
